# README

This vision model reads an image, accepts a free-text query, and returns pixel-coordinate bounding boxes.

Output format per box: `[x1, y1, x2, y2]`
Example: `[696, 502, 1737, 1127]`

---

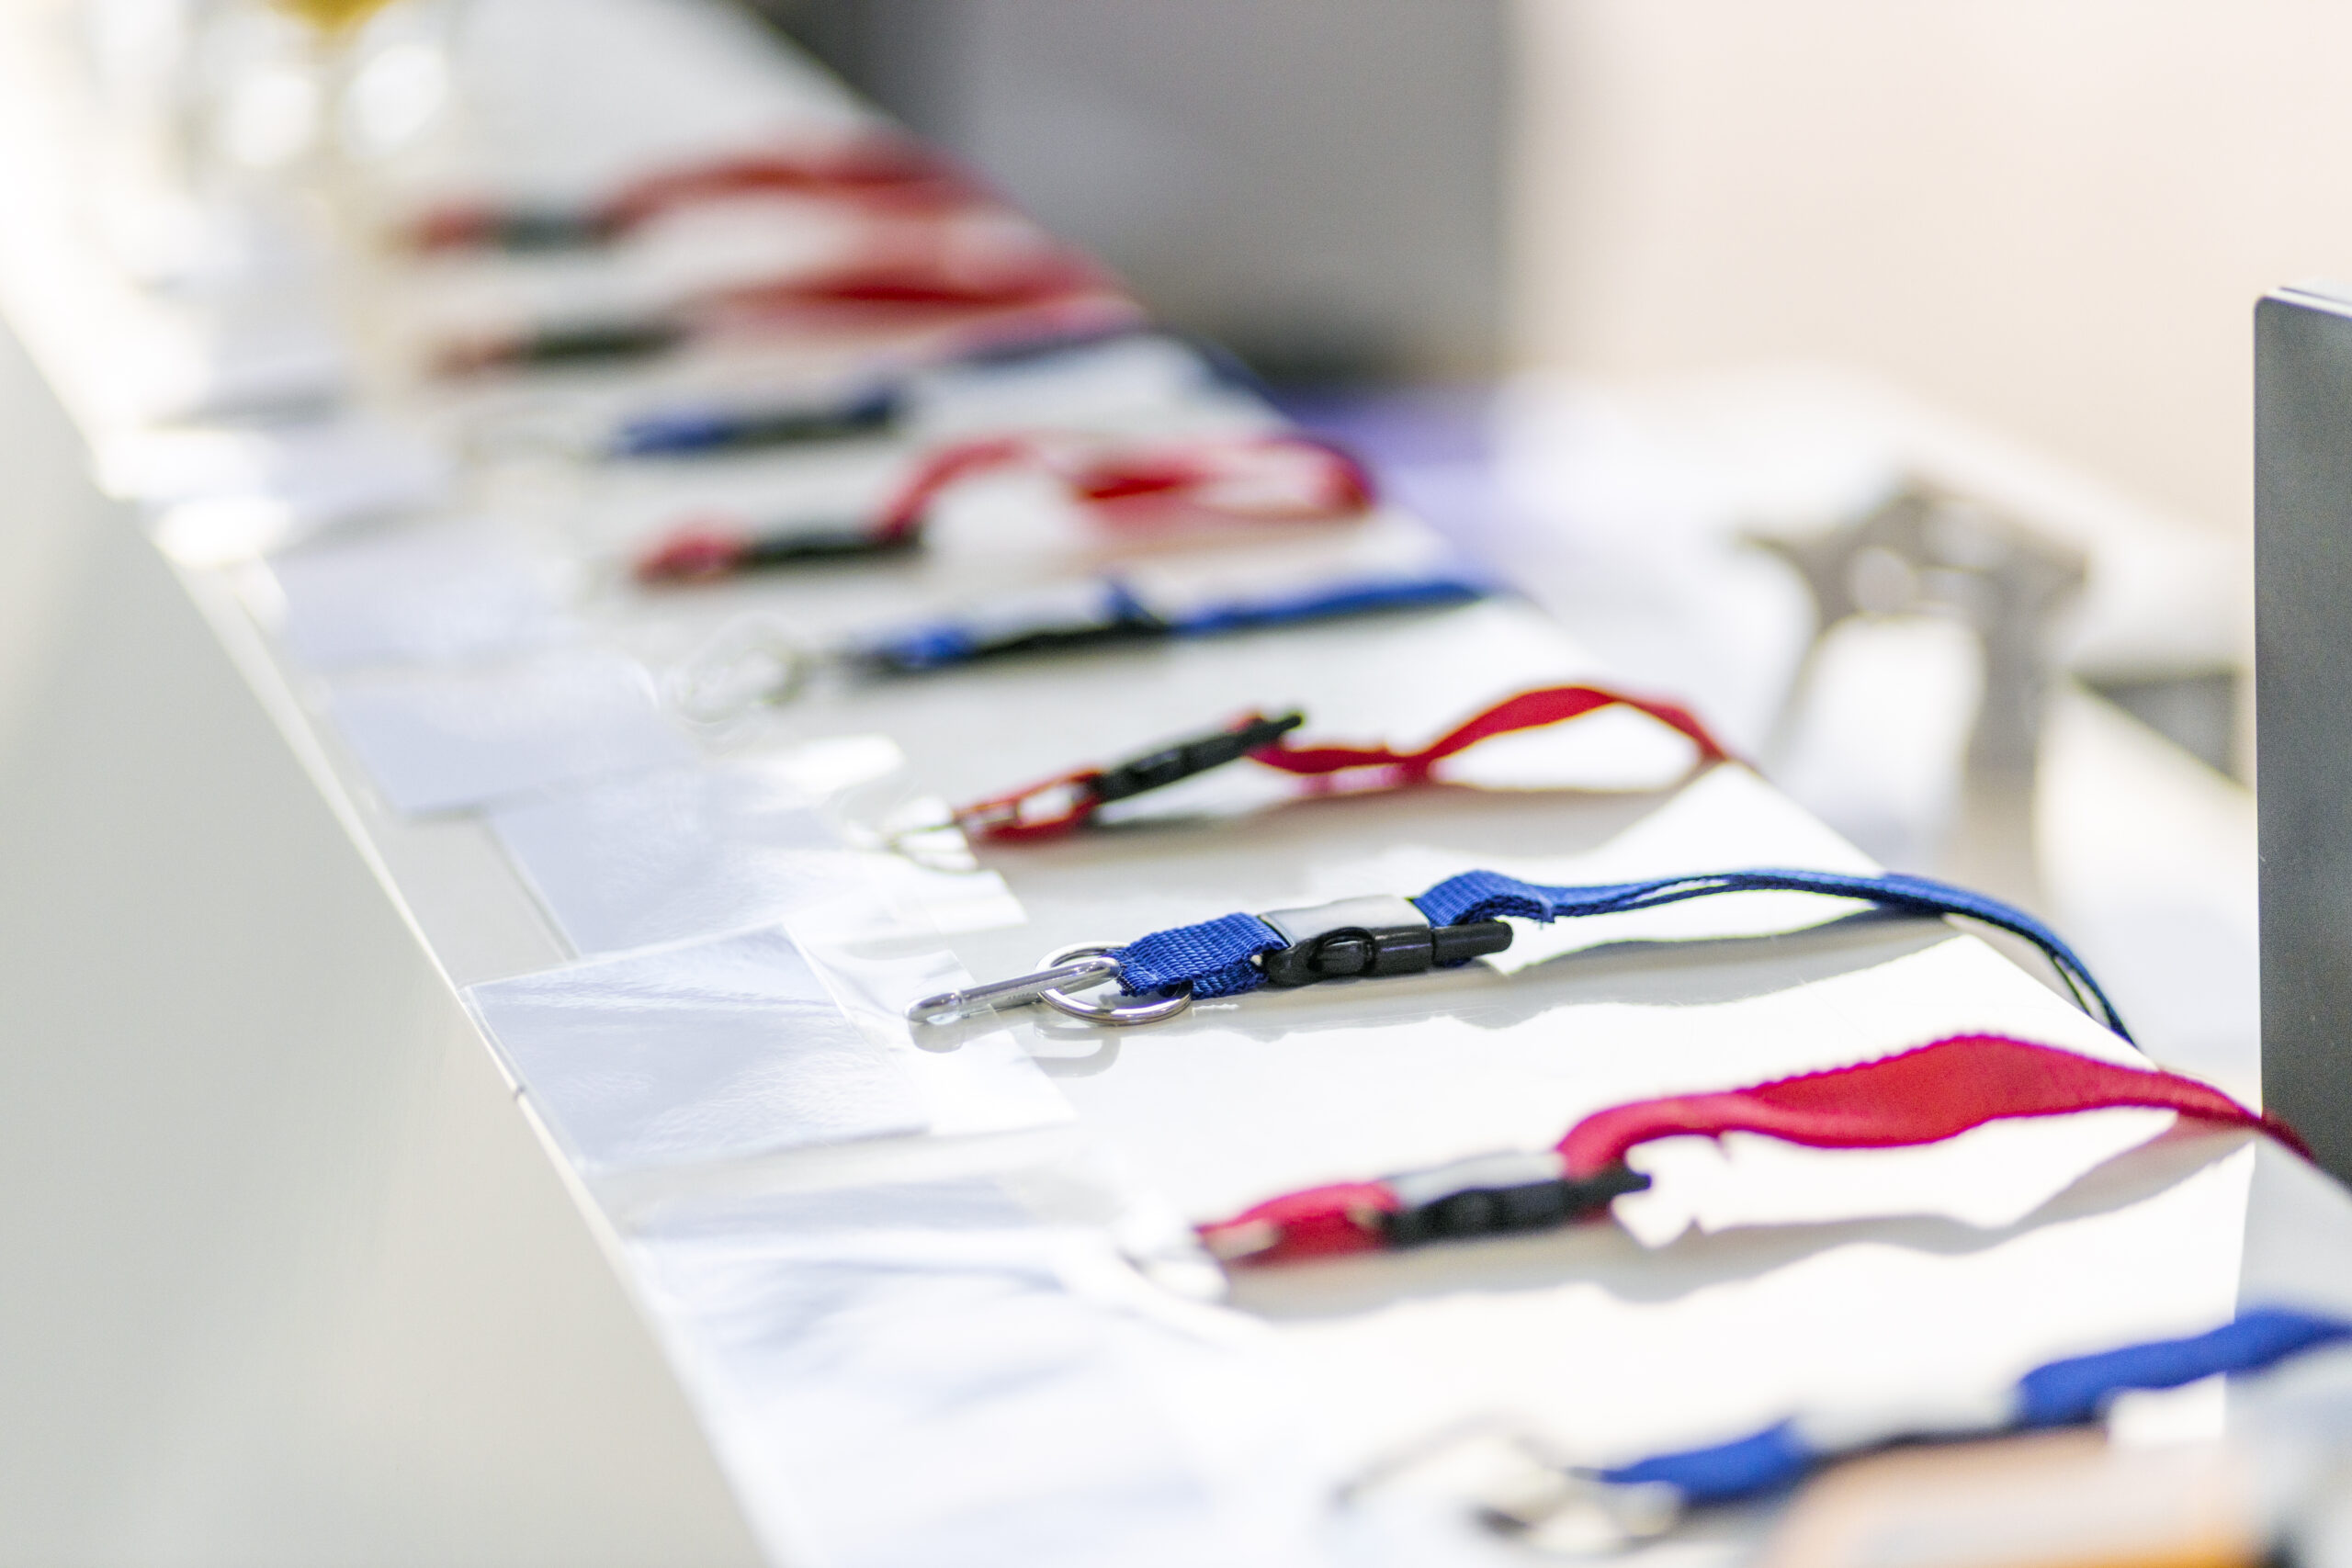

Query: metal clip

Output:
[1338, 1416, 1681, 1555]
[905, 944, 1193, 1027]
[668, 615, 816, 721]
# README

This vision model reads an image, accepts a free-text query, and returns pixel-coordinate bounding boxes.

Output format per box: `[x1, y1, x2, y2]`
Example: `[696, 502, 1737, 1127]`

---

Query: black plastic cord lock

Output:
[741, 526, 922, 566]
[1090, 712, 1306, 805]
[518, 319, 688, 366]
[1378, 1153, 1651, 1248]
[1254, 894, 1513, 987]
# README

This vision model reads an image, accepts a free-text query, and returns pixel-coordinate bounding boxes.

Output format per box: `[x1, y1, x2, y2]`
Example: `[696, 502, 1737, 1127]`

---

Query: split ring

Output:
[1037, 943, 1193, 1026]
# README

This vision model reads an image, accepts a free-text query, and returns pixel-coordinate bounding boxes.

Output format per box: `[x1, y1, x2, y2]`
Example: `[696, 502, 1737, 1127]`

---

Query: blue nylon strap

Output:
[1598, 1309, 2352, 1504]
[1110, 912, 1283, 999]
[859, 573, 1487, 676]
[1105, 864, 2126, 1040]
[1597, 1423, 1809, 1501]
[610, 386, 901, 456]
[1159, 572, 1489, 637]
[1410, 867, 2129, 1040]
[2016, 1308, 2352, 1426]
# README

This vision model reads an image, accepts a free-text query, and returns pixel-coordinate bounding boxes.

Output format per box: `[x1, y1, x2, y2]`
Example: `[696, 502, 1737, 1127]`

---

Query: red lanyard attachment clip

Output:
[956, 711, 1305, 841]
[950, 684, 1735, 845]
[1198, 1154, 1650, 1265]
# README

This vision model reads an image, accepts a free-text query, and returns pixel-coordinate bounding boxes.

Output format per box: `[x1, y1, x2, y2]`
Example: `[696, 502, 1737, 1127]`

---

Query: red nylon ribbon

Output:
[404, 134, 978, 251]
[1251, 683, 1729, 783]
[634, 524, 755, 584]
[1558, 1032, 2304, 1176]
[874, 432, 1376, 540]
[638, 433, 1377, 581]
[957, 684, 1733, 844]
[694, 231, 1123, 333]
[596, 140, 978, 234]
[1199, 1034, 2300, 1267]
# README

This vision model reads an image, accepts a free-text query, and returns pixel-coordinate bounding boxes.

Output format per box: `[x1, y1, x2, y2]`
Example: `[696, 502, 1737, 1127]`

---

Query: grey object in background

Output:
[2256, 283, 2352, 1180]
[1757, 483, 2086, 909]
[754, 0, 1507, 383]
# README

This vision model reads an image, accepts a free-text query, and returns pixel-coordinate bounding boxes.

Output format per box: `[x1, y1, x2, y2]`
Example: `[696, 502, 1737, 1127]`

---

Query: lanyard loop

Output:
[1363, 1305, 2352, 1537]
[635, 431, 1377, 584]
[402, 133, 978, 253]
[690, 223, 1124, 330]
[671, 571, 1492, 721]
[1598, 1308, 2349, 1506]
[878, 430, 1375, 536]
[605, 319, 1173, 458]
[434, 230, 1135, 378]
[905, 866, 2124, 1044]
[948, 684, 1733, 843]
[1091, 866, 2126, 1037]
[954, 711, 1306, 842]
[1252, 684, 1728, 783]
[1195, 1033, 2298, 1267]
[848, 571, 1487, 677]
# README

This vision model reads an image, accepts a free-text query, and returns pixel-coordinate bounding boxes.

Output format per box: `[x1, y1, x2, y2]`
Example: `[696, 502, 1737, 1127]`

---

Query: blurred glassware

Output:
[184, 0, 460, 186]
[266, 0, 396, 29]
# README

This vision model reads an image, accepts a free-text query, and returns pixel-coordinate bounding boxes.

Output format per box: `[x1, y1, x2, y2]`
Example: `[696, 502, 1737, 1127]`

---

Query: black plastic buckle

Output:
[1089, 712, 1306, 806]
[1377, 1155, 1651, 1249]
[741, 526, 923, 566]
[517, 319, 689, 366]
[491, 210, 610, 251]
[855, 584, 1174, 675]
[1254, 895, 1513, 988]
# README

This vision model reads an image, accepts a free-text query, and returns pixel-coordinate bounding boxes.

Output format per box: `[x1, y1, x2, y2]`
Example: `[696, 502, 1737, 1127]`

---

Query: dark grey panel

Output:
[2256, 286, 2352, 1178]
[752, 0, 1506, 381]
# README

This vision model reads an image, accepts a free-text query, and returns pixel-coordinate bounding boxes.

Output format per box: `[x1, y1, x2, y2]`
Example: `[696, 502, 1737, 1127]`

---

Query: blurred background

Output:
[35, 0, 2316, 1086]
[739, 0, 2327, 1087]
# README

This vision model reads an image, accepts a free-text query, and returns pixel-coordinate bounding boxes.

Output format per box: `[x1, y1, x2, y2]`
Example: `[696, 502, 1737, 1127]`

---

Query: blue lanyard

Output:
[1101, 867, 2125, 1035]
[612, 384, 902, 457]
[607, 323, 1257, 457]
[907, 866, 2125, 1038]
[1598, 1308, 2349, 1504]
[850, 571, 1490, 677]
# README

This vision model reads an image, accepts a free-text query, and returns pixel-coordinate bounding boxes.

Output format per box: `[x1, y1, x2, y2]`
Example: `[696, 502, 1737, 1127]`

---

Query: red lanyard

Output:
[403, 132, 978, 252]
[879, 430, 1374, 537]
[952, 684, 1732, 842]
[1199, 1034, 2300, 1266]
[632, 431, 1377, 583]
[690, 222, 1125, 331]
[433, 221, 1136, 378]
[597, 139, 978, 231]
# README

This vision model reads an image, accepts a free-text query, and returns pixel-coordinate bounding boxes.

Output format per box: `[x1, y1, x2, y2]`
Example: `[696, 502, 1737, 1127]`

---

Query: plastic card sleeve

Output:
[110, 292, 349, 424]
[256, 516, 571, 671]
[465, 923, 925, 1173]
[323, 649, 694, 815]
[486, 752, 1023, 957]
[102, 413, 451, 531]
[787, 901, 1071, 1141]
[625, 1180, 1293, 1568]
